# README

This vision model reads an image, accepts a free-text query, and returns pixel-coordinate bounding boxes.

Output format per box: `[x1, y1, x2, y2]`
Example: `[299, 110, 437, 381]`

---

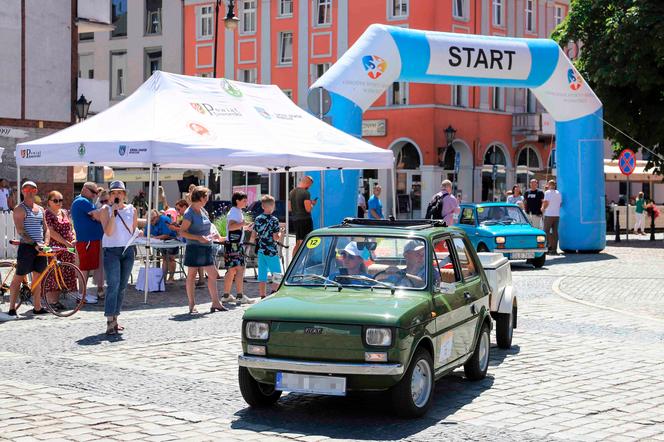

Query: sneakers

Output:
[221, 293, 237, 304]
[32, 308, 48, 315]
[235, 293, 254, 305]
[85, 294, 98, 304]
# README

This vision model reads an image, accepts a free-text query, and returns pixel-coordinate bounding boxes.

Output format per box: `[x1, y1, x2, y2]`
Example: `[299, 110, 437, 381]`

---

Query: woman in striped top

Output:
[7, 181, 50, 317]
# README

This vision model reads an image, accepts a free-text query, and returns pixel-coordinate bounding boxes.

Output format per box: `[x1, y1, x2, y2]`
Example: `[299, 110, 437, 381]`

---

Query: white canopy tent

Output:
[16, 71, 395, 303]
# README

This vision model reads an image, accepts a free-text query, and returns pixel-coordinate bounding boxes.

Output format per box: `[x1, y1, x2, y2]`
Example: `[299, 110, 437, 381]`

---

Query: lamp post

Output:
[213, 0, 239, 78]
[75, 94, 91, 122]
[444, 125, 457, 193]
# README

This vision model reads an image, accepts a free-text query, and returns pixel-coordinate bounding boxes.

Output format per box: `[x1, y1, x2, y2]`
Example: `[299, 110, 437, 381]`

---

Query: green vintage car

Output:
[238, 219, 493, 418]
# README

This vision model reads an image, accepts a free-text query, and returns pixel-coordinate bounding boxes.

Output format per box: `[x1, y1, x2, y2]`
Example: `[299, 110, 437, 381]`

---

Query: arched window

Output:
[394, 142, 421, 170]
[482, 144, 507, 202]
[516, 146, 542, 191]
[484, 145, 506, 166]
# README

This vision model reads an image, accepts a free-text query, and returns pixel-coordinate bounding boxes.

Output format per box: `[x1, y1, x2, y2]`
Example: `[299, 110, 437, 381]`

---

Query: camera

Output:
[114, 197, 120, 204]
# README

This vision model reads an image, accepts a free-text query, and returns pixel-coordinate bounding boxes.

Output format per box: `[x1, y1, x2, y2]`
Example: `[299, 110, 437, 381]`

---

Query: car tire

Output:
[238, 366, 282, 407]
[464, 322, 490, 381]
[390, 348, 434, 418]
[495, 305, 516, 349]
[477, 243, 490, 253]
[528, 254, 546, 268]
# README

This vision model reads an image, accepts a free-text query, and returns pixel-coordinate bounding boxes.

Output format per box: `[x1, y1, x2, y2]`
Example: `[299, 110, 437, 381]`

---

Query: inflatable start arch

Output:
[311, 24, 605, 252]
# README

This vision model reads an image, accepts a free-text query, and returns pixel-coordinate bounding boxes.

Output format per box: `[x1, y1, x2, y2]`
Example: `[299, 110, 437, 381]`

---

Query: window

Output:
[110, 51, 127, 99]
[492, 87, 504, 111]
[554, 5, 564, 26]
[388, 81, 408, 106]
[390, 0, 408, 19]
[240, 0, 257, 34]
[311, 63, 330, 83]
[279, 0, 293, 17]
[278, 32, 293, 65]
[452, 237, 478, 279]
[144, 48, 162, 80]
[453, 0, 467, 19]
[433, 238, 459, 284]
[79, 32, 94, 41]
[79, 54, 94, 79]
[492, 0, 503, 26]
[145, 0, 162, 35]
[459, 208, 475, 226]
[197, 5, 214, 40]
[111, 0, 127, 38]
[282, 89, 293, 100]
[482, 144, 507, 201]
[452, 85, 467, 107]
[197, 72, 213, 78]
[238, 68, 257, 83]
[525, 0, 535, 32]
[315, 0, 332, 26]
[526, 89, 537, 113]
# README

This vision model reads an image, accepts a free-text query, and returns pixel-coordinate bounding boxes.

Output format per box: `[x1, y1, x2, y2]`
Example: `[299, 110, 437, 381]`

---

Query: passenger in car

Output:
[329, 242, 372, 283]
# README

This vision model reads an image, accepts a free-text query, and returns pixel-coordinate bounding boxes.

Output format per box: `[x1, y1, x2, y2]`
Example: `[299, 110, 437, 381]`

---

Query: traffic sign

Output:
[307, 87, 332, 116]
[454, 152, 461, 174]
[618, 149, 636, 176]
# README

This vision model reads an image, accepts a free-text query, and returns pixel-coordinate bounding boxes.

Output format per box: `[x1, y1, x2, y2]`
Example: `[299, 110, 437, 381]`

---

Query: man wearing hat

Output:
[380, 240, 427, 287]
[71, 181, 104, 303]
[7, 181, 50, 316]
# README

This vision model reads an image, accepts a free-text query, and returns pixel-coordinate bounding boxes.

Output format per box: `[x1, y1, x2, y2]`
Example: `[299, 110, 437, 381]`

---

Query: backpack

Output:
[425, 192, 448, 220]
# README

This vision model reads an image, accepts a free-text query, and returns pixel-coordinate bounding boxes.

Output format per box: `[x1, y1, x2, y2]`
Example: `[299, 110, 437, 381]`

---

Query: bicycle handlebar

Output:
[9, 240, 74, 254]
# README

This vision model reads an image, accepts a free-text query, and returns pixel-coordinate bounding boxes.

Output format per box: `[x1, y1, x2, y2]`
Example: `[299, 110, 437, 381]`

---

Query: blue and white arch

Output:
[311, 24, 604, 252]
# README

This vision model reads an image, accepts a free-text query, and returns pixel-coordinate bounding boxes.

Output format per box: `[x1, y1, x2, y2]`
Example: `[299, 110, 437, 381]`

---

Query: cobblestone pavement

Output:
[1, 243, 664, 441]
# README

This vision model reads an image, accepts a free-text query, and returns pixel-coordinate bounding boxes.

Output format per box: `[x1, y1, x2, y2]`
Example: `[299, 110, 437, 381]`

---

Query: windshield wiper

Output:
[336, 274, 397, 295]
[480, 220, 499, 225]
[289, 274, 343, 291]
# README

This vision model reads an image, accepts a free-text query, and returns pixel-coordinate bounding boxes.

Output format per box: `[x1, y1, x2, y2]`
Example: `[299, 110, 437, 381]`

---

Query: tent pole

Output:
[391, 166, 397, 219]
[320, 171, 325, 227]
[245, 170, 248, 195]
[284, 169, 290, 266]
[268, 171, 272, 197]
[16, 163, 20, 198]
[144, 164, 155, 304]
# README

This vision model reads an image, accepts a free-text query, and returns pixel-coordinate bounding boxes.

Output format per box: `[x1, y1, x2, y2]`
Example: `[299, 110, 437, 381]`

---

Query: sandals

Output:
[188, 307, 199, 315]
[210, 305, 227, 313]
[105, 318, 117, 335]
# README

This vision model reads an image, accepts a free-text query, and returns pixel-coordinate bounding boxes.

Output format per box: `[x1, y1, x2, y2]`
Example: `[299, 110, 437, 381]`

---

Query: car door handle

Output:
[463, 292, 473, 303]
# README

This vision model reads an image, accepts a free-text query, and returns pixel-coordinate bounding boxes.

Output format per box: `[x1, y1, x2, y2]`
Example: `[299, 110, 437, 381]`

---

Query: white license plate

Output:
[511, 252, 535, 259]
[276, 372, 346, 396]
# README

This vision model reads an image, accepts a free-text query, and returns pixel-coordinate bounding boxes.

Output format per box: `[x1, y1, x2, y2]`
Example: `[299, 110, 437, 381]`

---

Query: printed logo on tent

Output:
[190, 102, 242, 117]
[20, 149, 41, 159]
[78, 143, 86, 158]
[221, 79, 243, 98]
[362, 55, 388, 80]
[567, 68, 583, 91]
[190, 103, 207, 115]
[118, 145, 127, 156]
[254, 107, 271, 119]
[187, 121, 213, 138]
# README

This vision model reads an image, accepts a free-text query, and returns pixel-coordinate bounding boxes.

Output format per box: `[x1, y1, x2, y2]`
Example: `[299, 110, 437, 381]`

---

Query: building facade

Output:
[0, 0, 111, 205]
[183, 0, 569, 214]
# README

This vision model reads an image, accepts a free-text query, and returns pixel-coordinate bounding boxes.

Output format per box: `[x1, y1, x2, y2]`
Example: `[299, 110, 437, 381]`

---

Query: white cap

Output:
[404, 240, 425, 254]
[21, 180, 37, 189]
[341, 241, 362, 257]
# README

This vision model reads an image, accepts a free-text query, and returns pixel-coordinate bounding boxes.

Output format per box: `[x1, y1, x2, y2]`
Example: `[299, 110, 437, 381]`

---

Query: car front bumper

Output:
[238, 355, 405, 376]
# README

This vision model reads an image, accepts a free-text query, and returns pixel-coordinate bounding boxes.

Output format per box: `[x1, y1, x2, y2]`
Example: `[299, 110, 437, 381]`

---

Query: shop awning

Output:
[604, 159, 662, 182]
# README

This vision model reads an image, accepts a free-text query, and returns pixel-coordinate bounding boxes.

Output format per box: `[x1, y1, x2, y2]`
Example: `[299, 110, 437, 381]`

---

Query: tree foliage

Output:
[552, 0, 664, 175]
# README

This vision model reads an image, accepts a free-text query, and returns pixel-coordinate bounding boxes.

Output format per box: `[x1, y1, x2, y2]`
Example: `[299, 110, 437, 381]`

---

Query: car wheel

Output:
[528, 254, 546, 268]
[495, 305, 516, 349]
[477, 243, 490, 253]
[390, 348, 434, 418]
[464, 322, 490, 381]
[238, 366, 282, 407]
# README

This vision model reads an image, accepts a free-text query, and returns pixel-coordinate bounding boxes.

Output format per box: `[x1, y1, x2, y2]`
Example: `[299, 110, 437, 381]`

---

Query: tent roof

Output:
[17, 71, 394, 171]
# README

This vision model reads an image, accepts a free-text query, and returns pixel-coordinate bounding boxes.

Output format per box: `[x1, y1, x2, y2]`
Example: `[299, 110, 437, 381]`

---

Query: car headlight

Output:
[365, 328, 392, 346]
[536, 235, 546, 243]
[495, 236, 506, 244]
[245, 321, 269, 340]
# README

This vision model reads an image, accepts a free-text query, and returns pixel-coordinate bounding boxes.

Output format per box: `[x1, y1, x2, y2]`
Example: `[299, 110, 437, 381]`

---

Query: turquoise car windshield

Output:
[285, 235, 427, 290]
[478, 206, 529, 225]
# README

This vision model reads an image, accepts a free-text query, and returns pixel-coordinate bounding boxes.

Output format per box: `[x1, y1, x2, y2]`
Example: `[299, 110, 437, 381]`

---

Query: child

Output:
[251, 195, 283, 299]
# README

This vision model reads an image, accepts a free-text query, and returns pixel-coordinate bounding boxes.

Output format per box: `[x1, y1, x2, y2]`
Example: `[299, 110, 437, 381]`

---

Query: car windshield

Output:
[477, 205, 530, 225]
[285, 235, 428, 290]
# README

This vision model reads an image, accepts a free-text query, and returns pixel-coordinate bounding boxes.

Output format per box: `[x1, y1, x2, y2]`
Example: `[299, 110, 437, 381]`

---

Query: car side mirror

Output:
[437, 281, 456, 295]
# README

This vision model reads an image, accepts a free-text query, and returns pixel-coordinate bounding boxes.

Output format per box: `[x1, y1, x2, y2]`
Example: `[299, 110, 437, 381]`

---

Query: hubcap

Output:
[478, 330, 489, 372]
[410, 359, 432, 408]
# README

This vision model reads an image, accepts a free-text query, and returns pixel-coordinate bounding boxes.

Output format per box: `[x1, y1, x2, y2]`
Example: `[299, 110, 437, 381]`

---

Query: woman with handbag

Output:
[98, 181, 137, 335]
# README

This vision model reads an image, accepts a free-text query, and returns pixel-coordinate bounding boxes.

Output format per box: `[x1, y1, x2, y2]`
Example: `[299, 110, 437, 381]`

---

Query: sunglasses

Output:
[339, 251, 357, 258]
[86, 188, 98, 195]
[50, 199, 63, 203]
[23, 187, 38, 193]
[99, 199, 109, 204]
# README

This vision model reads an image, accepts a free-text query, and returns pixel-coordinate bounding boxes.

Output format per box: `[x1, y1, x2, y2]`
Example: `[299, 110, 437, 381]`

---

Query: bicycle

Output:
[0, 240, 88, 317]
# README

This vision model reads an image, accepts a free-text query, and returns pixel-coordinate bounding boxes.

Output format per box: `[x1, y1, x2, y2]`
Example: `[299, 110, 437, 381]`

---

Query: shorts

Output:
[257, 252, 282, 282]
[16, 243, 48, 276]
[184, 243, 215, 268]
[293, 217, 314, 241]
[158, 247, 179, 257]
[224, 241, 245, 268]
[76, 240, 101, 271]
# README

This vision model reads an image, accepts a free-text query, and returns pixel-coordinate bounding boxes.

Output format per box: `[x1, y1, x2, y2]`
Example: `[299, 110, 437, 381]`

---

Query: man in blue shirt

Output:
[367, 184, 383, 220]
[149, 210, 178, 283]
[71, 182, 104, 303]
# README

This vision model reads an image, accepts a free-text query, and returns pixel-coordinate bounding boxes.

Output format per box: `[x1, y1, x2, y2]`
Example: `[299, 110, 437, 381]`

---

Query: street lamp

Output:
[75, 94, 91, 121]
[213, 0, 239, 78]
[223, 0, 239, 30]
[444, 125, 457, 147]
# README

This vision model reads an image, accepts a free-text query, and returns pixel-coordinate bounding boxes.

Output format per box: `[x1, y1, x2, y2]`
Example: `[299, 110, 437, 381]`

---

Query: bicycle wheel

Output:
[42, 262, 87, 317]
[0, 263, 30, 311]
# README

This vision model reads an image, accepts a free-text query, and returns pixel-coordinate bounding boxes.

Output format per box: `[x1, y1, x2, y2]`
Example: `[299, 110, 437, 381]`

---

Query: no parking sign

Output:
[618, 149, 636, 176]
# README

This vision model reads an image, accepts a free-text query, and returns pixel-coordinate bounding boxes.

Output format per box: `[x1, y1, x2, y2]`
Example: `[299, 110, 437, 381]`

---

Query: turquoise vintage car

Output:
[238, 219, 494, 418]
[456, 203, 547, 268]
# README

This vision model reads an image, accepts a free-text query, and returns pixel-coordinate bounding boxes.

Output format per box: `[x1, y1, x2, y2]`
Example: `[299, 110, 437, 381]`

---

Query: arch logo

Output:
[362, 55, 388, 80]
[567, 68, 583, 91]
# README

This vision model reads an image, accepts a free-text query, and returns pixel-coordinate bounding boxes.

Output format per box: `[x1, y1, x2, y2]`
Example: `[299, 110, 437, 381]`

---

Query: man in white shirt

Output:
[541, 180, 562, 255]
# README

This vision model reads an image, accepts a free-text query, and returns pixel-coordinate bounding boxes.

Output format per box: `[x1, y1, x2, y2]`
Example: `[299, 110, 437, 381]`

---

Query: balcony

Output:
[512, 112, 555, 140]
